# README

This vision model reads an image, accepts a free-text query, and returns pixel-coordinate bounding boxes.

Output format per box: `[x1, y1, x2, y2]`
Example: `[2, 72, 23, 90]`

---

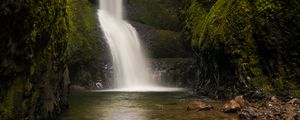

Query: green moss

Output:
[66, 0, 101, 87]
[127, 0, 181, 31]
[2, 87, 15, 119]
[180, 0, 214, 47]
[151, 30, 183, 58]
[295, 90, 300, 97]
[182, 0, 300, 96]
[31, 91, 40, 104]
[1, 0, 70, 119]
[30, 63, 35, 76]
[24, 81, 33, 92]
[21, 99, 29, 113]
[0, 76, 25, 119]
[251, 76, 274, 92]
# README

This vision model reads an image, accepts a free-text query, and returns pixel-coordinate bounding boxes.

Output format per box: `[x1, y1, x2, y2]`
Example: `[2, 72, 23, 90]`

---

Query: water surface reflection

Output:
[59, 92, 238, 120]
[96, 93, 148, 120]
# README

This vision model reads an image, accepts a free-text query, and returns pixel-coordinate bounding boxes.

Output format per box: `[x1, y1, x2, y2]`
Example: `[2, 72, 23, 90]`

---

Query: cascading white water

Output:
[98, 0, 184, 91]
[98, 0, 156, 91]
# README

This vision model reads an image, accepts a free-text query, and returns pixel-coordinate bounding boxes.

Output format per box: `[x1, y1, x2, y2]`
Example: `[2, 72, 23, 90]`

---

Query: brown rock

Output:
[271, 96, 281, 103]
[223, 100, 241, 113]
[234, 95, 248, 107]
[284, 99, 300, 120]
[288, 98, 300, 105]
[238, 107, 261, 120]
[187, 101, 213, 111]
[233, 96, 300, 119]
[284, 103, 298, 120]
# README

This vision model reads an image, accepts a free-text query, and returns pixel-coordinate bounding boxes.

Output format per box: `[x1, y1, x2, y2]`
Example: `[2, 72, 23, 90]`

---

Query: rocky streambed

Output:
[187, 95, 300, 120]
[60, 91, 300, 120]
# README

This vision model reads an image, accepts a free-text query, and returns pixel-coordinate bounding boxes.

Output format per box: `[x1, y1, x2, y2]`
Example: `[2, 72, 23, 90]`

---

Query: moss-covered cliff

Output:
[125, 0, 190, 58]
[0, 0, 70, 119]
[182, 0, 300, 98]
[66, 0, 108, 89]
[125, 0, 181, 31]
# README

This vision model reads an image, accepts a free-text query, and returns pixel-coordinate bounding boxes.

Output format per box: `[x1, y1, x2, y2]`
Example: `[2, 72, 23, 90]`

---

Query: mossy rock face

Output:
[183, 0, 300, 98]
[66, 0, 108, 89]
[0, 0, 70, 119]
[125, 0, 181, 31]
[131, 22, 187, 58]
[152, 30, 184, 58]
[124, 0, 191, 58]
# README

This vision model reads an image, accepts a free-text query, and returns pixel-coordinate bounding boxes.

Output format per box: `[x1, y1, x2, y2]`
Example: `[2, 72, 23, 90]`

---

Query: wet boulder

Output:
[234, 96, 248, 107]
[288, 98, 300, 105]
[187, 101, 213, 111]
[222, 96, 248, 113]
[238, 107, 261, 120]
[222, 100, 241, 113]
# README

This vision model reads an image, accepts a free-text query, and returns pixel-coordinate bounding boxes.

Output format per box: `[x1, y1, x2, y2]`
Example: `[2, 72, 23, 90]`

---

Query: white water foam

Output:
[98, 0, 182, 91]
[95, 87, 186, 92]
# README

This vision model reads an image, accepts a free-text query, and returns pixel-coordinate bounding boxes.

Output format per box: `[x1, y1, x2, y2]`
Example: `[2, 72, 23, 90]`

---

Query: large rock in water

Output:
[234, 96, 248, 107]
[187, 101, 213, 111]
[182, 0, 300, 98]
[223, 100, 241, 113]
[222, 96, 248, 113]
[0, 1, 70, 119]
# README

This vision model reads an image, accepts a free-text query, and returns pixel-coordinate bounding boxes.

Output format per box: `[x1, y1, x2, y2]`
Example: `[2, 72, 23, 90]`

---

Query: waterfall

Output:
[98, 0, 156, 91]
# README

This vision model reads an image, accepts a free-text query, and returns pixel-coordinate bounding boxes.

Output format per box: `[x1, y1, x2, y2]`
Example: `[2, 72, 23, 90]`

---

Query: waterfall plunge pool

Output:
[59, 91, 238, 120]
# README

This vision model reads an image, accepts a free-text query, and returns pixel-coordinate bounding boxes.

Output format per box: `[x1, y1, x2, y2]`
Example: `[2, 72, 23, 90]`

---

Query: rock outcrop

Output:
[151, 58, 197, 88]
[124, 0, 190, 58]
[182, 0, 300, 98]
[222, 96, 247, 113]
[0, 0, 70, 119]
[67, 0, 110, 90]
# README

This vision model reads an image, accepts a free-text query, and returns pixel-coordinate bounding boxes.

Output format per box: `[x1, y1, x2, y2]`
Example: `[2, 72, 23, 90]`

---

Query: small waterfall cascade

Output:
[98, 0, 157, 91]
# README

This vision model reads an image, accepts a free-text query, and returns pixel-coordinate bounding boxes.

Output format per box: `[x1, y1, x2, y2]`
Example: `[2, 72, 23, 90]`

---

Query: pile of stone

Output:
[187, 95, 300, 120]
[237, 96, 300, 120]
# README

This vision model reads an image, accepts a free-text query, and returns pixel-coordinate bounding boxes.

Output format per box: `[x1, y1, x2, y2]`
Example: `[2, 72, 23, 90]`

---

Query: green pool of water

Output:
[59, 91, 238, 120]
